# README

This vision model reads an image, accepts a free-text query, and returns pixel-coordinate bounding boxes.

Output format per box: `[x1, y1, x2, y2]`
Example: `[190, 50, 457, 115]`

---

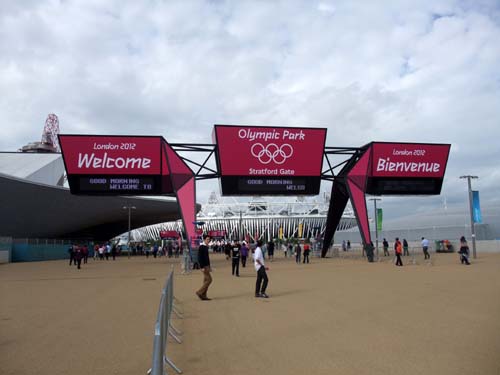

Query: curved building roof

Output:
[0, 173, 187, 240]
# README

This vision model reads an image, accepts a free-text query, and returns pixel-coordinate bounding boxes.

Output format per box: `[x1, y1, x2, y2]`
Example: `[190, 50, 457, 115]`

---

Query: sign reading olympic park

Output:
[213, 125, 327, 195]
[365, 142, 451, 195]
[59, 135, 172, 195]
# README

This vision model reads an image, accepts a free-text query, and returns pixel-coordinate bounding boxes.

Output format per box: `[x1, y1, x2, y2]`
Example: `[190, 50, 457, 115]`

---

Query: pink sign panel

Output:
[59, 135, 162, 175]
[208, 230, 227, 238]
[160, 231, 180, 239]
[370, 143, 450, 178]
[214, 125, 327, 177]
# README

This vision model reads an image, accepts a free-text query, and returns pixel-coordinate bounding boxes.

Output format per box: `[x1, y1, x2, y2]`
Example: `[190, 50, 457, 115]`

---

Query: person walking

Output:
[383, 238, 390, 256]
[105, 243, 111, 260]
[267, 240, 275, 262]
[347, 240, 351, 251]
[231, 241, 241, 277]
[394, 238, 403, 266]
[403, 239, 409, 256]
[82, 245, 89, 264]
[254, 240, 269, 298]
[98, 245, 105, 260]
[295, 242, 302, 264]
[458, 236, 471, 265]
[196, 234, 213, 301]
[303, 242, 310, 264]
[240, 241, 249, 268]
[111, 243, 117, 260]
[224, 241, 231, 260]
[74, 247, 83, 269]
[68, 244, 75, 266]
[421, 237, 430, 259]
[342, 240, 347, 252]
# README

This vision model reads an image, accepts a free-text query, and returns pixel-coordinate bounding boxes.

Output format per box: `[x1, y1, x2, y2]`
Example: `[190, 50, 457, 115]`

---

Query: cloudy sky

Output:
[1, 0, 499, 219]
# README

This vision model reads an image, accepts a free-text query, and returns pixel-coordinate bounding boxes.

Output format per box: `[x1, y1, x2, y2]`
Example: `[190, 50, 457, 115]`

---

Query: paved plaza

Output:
[1, 251, 500, 375]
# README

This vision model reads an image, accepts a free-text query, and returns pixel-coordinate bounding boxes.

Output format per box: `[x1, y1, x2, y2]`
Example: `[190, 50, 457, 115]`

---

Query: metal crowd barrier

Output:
[148, 266, 184, 375]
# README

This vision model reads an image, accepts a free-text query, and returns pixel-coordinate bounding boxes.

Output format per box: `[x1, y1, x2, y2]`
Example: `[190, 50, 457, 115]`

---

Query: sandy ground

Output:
[1, 251, 500, 375]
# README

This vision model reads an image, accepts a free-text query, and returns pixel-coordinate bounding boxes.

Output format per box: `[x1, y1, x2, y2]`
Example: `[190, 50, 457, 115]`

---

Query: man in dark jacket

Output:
[74, 246, 83, 269]
[196, 235, 212, 301]
[383, 238, 390, 256]
[231, 241, 241, 277]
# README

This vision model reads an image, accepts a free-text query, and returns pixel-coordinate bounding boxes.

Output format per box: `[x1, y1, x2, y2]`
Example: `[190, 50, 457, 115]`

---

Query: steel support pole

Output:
[128, 206, 131, 259]
[369, 198, 381, 261]
[239, 211, 243, 241]
[460, 176, 478, 259]
[467, 177, 477, 259]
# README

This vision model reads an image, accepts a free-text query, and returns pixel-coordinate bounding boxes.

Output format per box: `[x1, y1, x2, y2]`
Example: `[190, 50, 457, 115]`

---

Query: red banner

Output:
[160, 230, 180, 239]
[59, 135, 162, 175]
[370, 143, 450, 178]
[213, 125, 327, 177]
[208, 230, 227, 238]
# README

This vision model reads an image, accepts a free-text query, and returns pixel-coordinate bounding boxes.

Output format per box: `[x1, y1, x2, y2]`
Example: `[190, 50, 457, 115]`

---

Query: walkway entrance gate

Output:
[59, 126, 451, 256]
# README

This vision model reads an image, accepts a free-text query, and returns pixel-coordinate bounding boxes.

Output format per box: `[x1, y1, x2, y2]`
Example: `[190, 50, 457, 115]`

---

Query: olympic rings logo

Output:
[250, 143, 293, 165]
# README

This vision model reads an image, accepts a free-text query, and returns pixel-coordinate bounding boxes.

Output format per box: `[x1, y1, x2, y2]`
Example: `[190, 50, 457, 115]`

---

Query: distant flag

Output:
[376, 208, 383, 232]
[472, 191, 482, 223]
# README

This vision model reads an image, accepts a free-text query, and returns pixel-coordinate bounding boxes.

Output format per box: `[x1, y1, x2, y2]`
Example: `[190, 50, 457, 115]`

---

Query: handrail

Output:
[148, 266, 183, 375]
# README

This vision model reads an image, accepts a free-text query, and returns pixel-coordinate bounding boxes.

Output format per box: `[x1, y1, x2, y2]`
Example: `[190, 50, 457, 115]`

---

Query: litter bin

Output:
[435, 240, 443, 252]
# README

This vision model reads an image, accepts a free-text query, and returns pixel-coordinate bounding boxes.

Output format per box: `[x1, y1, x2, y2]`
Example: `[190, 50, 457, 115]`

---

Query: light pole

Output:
[238, 209, 244, 241]
[460, 175, 478, 259]
[369, 198, 381, 260]
[123, 204, 136, 258]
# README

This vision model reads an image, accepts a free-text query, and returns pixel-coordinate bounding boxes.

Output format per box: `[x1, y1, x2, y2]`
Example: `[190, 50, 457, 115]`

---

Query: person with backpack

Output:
[394, 238, 403, 266]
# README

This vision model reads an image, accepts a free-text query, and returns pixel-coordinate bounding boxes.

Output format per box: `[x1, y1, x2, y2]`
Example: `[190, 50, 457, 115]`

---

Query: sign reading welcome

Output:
[59, 135, 168, 195]
[366, 142, 451, 195]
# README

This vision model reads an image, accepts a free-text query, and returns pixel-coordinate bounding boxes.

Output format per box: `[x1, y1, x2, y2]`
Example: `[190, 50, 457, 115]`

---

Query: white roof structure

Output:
[0, 152, 64, 186]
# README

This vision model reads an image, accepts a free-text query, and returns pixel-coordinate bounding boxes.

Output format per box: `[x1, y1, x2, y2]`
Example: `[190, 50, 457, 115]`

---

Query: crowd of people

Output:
[67, 240, 189, 270]
[68, 233, 473, 299]
[194, 234, 473, 301]
[194, 237, 325, 301]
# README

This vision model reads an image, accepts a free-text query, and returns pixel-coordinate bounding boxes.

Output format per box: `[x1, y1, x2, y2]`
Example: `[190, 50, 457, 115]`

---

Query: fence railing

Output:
[325, 245, 439, 264]
[148, 266, 184, 375]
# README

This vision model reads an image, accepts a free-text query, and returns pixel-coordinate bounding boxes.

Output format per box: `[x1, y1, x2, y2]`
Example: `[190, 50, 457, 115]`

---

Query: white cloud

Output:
[0, 0, 499, 216]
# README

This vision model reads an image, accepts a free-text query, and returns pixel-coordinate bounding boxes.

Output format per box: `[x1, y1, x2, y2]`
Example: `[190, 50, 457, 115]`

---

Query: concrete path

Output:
[1, 252, 499, 375]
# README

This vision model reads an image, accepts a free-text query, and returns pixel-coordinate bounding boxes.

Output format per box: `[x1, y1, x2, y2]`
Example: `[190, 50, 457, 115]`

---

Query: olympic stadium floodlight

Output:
[123, 204, 136, 258]
[459, 175, 478, 259]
